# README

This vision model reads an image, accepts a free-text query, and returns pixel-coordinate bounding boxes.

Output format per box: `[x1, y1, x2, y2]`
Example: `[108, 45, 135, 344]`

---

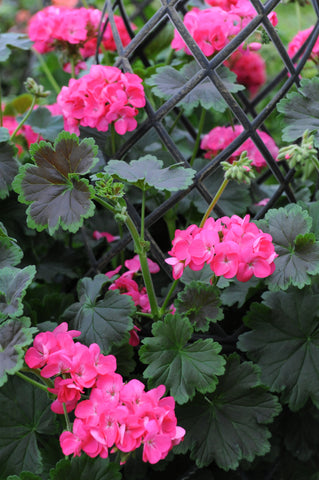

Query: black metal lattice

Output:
[90, 0, 319, 277]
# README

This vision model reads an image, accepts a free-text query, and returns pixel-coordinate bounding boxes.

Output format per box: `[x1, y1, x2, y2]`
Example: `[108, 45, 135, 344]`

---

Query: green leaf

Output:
[277, 77, 319, 146]
[105, 155, 195, 192]
[110, 342, 136, 377]
[0, 127, 10, 142]
[175, 354, 281, 470]
[0, 317, 37, 387]
[0, 376, 56, 478]
[179, 263, 212, 285]
[3, 94, 33, 116]
[237, 289, 319, 411]
[220, 276, 260, 308]
[259, 204, 319, 290]
[7, 473, 42, 480]
[175, 282, 223, 332]
[49, 456, 121, 480]
[25, 107, 64, 141]
[283, 405, 319, 462]
[0, 33, 32, 62]
[0, 222, 23, 268]
[146, 62, 244, 114]
[139, 314, 225, 404]
[0, 141, 19, 200]
[12, 131, 98, 235]
[63, 274, 134, 353]
[0, 266, 36, 321]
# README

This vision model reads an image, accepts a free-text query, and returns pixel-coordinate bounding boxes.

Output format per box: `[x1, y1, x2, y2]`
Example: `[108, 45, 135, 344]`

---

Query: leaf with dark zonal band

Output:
[63, 274, 135, 353]
[175, 281, 223, 332]
[257, 204, 319, 290]
[277, 77, 319, 146]
[105, 155, 195, 192]
[0, 142, 19, 200]
[174, 354, 281, 470]
[0, 222, 23, 268]
[139, 314, 225, 404]
[12, 131, 98, 235]
[0, 317, 37, 387]
[0, 266, 36, 321]
[237, 289, 319, 411]
[146, 62, 244, 114]
[0, 376, 56, 478]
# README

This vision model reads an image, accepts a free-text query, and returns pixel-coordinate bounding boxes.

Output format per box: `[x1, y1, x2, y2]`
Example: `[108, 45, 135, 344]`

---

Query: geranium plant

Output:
[1, 0, 319, 478]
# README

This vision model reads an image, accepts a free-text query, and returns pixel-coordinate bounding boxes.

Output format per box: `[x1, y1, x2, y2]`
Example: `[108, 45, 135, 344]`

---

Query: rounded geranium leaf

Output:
[175, 354, 281, 470]
[0, 266, 36, 321]
[49, 456, 121, 480]
[238, 289, 319, 411]
[0, 222, 23, 268]
[0, 141, 19, 200]
[12, 131, 99, 235]
[0, 317, 37, 387]
[0, 33, 32, 62]
[139, 314, 225, 404]
[105, 155, 195, 192]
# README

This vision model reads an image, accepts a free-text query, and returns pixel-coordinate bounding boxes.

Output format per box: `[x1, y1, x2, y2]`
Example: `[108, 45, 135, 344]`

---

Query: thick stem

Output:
[160, 279, 179, 315]
[200, 178, 229, 228]
[63, 403, 72, 431]
[111, 123, 116, 156]
[10, 95, 37, 142]
[32, 49, 60, 95]
[125, 214, 160, 319]
[93, 195, 117, 214]
[16, 371, 49, 392]
[189, 109, 206, 167]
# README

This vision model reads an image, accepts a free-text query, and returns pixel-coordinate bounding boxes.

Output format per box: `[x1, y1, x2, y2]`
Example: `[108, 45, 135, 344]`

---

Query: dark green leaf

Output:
[0, 33, 32, 62]
[0, 317, 37, 387]
[283, 405, 319, 462]
[277, 78, 319, 146]
[105, 155, 195, 192]
[0, 127, 10, 142]
[237, 289, 319, 411]
[0, 376, 56, 478]
[139, 314, 225, 404]
[7, 473, 42, 480]
[179, 263, 212, 285]
[220, 276, 260, 308]
[0, 222, 23, 268]
[12, 131, 98, 235]
[260, 204, 319, 290]
[146, 62, 244, 114]
[175, 282, 223, 332]
[63, 275, 134, 353]
[0, 266, 36, 321]
[175, 354, 281, 470]
[110, 342, 136, 377]
[25, 107, 64, 141]
[49, 456, 121, 480]
[0, 142, 19, 200]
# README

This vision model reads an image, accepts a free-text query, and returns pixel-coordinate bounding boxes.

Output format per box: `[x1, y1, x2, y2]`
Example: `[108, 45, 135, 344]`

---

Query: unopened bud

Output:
[24, 77, 50, 98]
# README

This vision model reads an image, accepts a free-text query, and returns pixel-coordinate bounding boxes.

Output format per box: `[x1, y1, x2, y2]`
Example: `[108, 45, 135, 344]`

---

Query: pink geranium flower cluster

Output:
[200, 125, 279, 169]
[57, 65, 146, 135]
[165, 214, 277, 282]
[106, 254, 160, 314]
[224, 47, 266, 96]
[288, 26, 319, 64]
[171, 2, 277, 57]
[24, 323, 185, 463]
[28, 6, 133, 62]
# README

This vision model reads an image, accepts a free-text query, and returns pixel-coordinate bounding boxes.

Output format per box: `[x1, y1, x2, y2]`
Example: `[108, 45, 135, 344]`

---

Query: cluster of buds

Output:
[277, 130, 318, 179]
[221, 152, 255, 184]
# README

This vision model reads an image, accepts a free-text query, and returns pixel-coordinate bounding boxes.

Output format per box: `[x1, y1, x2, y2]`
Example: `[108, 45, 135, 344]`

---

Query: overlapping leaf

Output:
[12, 132, 98, 235]
[258, 204, 319, 290]
[175, 354, 281, 470]
[277, 78, 319, 146]
[146, 62, 244, 114]
[0, 376, 56, 478]
[25, 107, 64, 142]
[0, 142, 19, 199]
[63, 274, 135, 353]
[175, 282, 223, 332]
[139, 314, 225, 404]
[0, 317, 37, 387]
[105, 155, 195, 191]
[0, 33, 32, 62]
[0, 222, 23, 268]
[0, 266, 36, 321]
[49, 456, 121, 480]
[237, 289, 319, 411]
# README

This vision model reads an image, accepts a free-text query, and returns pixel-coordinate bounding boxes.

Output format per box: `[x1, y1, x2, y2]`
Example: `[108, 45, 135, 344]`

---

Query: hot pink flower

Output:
[288, 26, 319, 63]
[225, 48, 266, 96]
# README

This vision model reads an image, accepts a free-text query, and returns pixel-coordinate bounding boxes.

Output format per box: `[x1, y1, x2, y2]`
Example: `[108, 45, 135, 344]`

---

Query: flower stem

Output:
[125, 214, 160, 319]
[111, 123, 116, 155]
[200, 178, 229, 228]
[32, 49, 60, 95]
[140, 190, 146, 240]
[63, 403, 72, 431]
[160, 279, 179, 315]
[10, 95, 37, 142]
[16, 371, 49, 392]
[93, 195, 117, 214]
[189, 109, 206, 167]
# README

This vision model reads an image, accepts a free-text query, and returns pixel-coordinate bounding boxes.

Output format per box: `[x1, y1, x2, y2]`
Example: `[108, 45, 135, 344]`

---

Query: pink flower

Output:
[93, 230, 119, 242]
[288, 26, 319, 63]
[225, 48, 266, 96]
